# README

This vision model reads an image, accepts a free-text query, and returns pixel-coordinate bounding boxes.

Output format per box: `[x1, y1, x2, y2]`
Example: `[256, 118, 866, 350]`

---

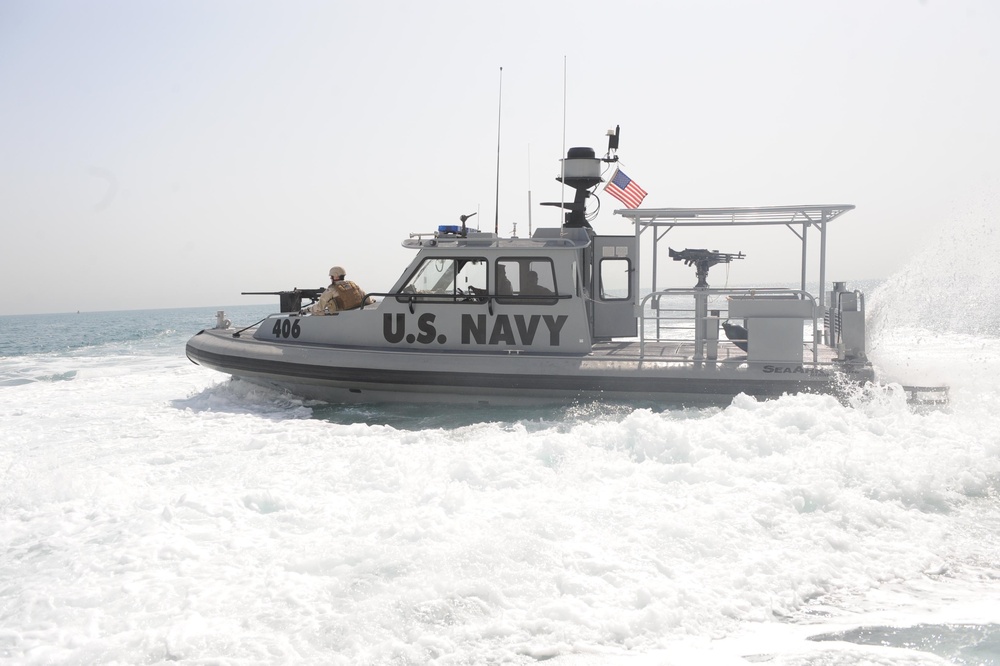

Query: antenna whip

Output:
[494, 66, 503, 235]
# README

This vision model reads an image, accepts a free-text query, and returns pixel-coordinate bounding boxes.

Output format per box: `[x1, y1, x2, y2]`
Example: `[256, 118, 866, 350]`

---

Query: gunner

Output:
[309, 266, 372, 315]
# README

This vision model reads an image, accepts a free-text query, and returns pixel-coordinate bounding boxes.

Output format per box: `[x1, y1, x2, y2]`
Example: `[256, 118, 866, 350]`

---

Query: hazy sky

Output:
[2, 0, 998, 315]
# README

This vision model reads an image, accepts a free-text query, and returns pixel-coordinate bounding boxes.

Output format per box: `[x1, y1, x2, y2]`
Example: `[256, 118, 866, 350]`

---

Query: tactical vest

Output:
[332, 281, 366, 311]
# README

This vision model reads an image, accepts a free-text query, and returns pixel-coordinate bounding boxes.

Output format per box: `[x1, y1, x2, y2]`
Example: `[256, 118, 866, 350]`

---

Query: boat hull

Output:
[186, 327, 873, 407]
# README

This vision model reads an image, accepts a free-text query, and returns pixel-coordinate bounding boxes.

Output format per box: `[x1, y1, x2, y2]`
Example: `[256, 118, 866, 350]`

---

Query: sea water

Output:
[2, 259, 1000, 664]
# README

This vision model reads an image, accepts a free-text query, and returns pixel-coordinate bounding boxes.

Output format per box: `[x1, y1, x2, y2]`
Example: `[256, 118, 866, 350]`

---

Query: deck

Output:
[590, 338, 841, 366]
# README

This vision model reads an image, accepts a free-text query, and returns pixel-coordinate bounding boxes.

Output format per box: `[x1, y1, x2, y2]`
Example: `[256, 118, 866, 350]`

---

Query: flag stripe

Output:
[603, 168, 648, 209]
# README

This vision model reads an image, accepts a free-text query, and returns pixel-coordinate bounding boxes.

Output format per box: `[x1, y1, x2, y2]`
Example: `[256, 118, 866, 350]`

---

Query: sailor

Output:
[309, 266, 372, 315]
[521, 270, 553, 296]
[497, 265, 514, 296]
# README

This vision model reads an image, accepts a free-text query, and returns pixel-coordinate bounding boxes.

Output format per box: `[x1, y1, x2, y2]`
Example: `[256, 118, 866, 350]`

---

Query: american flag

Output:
[604, 167, 648, 209]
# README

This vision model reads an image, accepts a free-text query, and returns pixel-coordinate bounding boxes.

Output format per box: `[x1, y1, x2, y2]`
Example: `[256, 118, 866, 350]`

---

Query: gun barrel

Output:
[241, 289, 324, 295]
[241, 288, 324, 313]
[669, 248, 744, 263]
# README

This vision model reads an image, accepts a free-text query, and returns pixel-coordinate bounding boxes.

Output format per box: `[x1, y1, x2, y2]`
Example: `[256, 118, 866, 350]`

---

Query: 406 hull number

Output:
[271, 318, 301, 339]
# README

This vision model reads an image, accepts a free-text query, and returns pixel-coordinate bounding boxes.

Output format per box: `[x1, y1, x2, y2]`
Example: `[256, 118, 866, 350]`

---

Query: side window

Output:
[496, 260, 517, 297]
[496, 258, 558, 305]
[599, 258, 631, 301]
[456, 259, 488, 297]
[398, 258, 487, 303]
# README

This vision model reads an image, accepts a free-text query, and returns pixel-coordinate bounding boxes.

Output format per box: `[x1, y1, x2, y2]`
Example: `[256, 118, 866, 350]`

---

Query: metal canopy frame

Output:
[614, 204, 855, 309]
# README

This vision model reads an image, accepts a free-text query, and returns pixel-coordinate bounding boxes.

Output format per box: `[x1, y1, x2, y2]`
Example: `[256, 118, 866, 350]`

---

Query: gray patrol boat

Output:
[187, 129, 897, 406]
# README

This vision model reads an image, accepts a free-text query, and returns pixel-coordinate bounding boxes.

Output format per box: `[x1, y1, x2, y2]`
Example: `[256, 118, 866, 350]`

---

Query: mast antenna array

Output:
[494, 66, 503, 235]
[541, 125, 621, 229]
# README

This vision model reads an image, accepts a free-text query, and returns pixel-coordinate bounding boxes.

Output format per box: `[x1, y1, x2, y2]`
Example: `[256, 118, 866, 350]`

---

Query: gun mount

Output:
[669, 248, 745, 288]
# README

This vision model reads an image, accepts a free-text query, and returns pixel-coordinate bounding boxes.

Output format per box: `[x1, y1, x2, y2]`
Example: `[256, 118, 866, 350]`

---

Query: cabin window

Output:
[598, 257, 632, 301]
[398, 257, 488, 303]
[496, 258, 558, 305]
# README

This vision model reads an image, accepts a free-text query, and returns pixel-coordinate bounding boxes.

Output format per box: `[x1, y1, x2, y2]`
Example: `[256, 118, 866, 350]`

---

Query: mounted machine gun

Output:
[669, 248, 745, 288]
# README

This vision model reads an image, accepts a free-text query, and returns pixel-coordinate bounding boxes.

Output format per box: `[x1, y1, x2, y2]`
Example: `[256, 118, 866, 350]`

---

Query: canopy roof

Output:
[614, 205, 857, 309]
[614, 205, 855, 227]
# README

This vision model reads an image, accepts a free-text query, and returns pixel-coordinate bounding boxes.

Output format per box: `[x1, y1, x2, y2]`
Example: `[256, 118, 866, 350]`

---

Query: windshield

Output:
[401, 258, 487, 297]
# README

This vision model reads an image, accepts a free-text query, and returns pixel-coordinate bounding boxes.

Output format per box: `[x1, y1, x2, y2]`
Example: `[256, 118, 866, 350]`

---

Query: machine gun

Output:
[242, 288, 324, 313]
[669, 248, 745, 288]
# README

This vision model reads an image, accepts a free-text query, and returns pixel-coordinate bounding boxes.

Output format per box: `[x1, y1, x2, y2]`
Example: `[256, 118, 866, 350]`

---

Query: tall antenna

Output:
[527, 143, 533, 237]
[494, 66, 503, 235]
[560, 56, 567, 231]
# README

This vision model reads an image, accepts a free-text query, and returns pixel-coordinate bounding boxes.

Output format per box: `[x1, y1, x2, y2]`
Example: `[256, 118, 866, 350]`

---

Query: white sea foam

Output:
[2, 324, 999, 664]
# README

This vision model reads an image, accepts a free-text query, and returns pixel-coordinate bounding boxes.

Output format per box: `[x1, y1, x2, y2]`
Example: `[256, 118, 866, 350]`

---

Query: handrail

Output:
[378, 291, 571, 306]
[638, 287, 820, 362]
[639, 286, 815, 310]
[263, 291, 573, 318]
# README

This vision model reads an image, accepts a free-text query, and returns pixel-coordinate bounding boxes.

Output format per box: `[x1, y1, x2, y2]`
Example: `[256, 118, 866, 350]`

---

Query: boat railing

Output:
[259, 290, 574, 317]
[370, 290, 572, 315]
[638, 288, 821, 363]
